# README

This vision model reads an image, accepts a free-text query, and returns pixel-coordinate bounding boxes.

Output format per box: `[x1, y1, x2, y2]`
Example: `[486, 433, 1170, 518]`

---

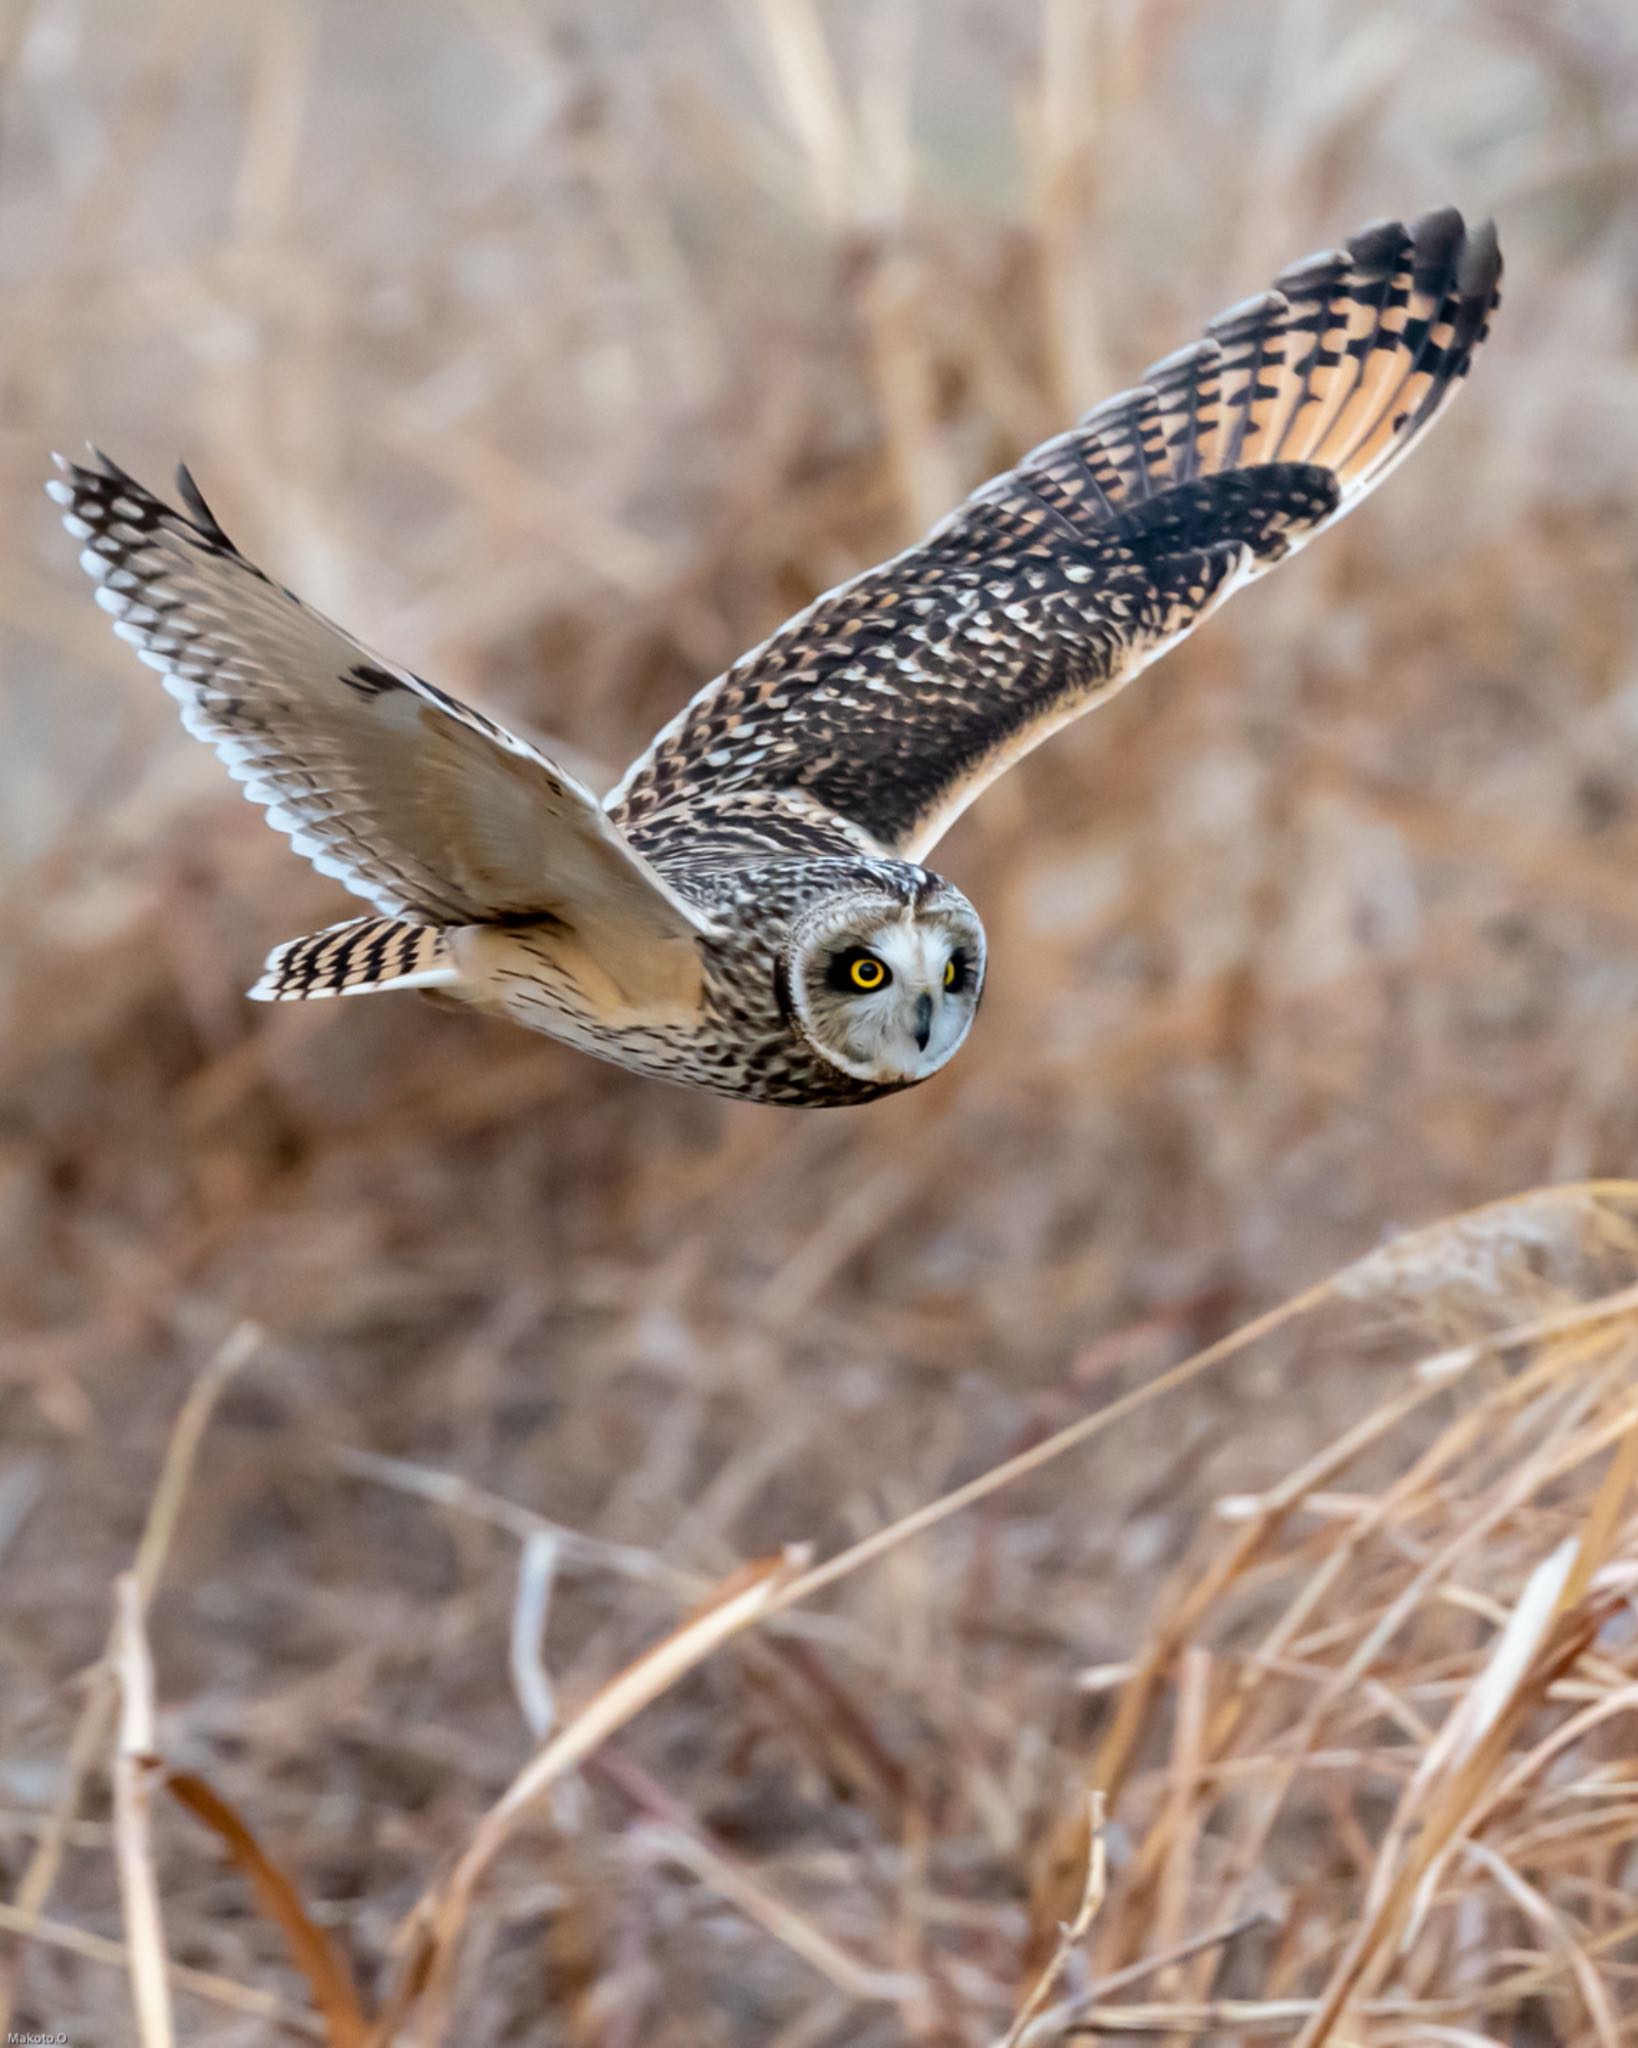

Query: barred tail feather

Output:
[249, 917, 458, 1002]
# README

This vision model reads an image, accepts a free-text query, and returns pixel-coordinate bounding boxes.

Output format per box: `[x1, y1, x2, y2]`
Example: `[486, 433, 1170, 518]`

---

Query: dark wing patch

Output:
[610, 208, 1500, 862]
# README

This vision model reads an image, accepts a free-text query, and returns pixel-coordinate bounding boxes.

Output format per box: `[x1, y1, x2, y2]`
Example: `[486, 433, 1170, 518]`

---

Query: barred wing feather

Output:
[610, 208, 1500, 863]
[49, 453, 717, 944]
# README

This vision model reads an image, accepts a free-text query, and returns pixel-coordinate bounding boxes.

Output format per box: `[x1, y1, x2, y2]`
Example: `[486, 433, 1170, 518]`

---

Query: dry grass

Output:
[3, 1, 1638, 2042]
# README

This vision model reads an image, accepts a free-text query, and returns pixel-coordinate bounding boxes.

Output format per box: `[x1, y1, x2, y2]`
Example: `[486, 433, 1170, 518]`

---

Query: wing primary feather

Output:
[1206, 290, 1287, 473]
[1143, 337, 1221, 486]
[173, 461, 238, 552]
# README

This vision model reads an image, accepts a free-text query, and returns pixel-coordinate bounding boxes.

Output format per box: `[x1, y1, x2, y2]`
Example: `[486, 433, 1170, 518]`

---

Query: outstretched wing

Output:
[611, 208, 1501, 862]
[49, 454, 717, 941]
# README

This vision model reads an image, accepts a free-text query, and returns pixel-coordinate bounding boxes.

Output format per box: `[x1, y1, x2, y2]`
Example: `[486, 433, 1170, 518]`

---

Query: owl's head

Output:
[780, 874, 986, 1090]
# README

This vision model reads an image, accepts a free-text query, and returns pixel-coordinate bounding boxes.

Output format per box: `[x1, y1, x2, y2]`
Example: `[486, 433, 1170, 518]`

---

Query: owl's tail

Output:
[249, 917, 459, 1001]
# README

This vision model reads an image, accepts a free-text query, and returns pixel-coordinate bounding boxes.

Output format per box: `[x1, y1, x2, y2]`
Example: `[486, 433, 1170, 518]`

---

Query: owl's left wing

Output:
[49, 453, 718, 945]
[610, 208, 1500, 863]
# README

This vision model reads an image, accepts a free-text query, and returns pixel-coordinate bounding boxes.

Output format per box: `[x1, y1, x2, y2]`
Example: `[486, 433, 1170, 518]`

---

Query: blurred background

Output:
[2, 2, 1637, 2042]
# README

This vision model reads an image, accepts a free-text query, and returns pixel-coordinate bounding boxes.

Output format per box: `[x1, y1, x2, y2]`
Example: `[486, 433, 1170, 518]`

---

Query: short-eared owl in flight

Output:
[53, 209, 1499, 1105]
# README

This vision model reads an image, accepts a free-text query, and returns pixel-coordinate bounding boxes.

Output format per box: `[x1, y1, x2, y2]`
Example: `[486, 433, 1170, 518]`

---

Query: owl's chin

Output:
[807, 1028, 970, 1091]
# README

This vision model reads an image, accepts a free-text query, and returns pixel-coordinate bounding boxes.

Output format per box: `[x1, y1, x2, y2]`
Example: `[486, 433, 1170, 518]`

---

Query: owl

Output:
[52, 208, 1499, 1106]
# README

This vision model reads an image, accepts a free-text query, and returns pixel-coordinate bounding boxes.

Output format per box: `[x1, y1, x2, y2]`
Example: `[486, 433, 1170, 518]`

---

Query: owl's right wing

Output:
[49, 453, 718, 946]
[610, 209, 1500, 864]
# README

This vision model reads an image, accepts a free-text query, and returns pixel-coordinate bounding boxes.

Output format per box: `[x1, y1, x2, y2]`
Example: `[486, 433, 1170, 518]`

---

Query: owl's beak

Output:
[912, 992, 934, 1051]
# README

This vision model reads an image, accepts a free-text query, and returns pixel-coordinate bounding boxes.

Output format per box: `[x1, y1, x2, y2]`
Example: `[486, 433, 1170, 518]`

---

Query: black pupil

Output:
[946, 949, 968, 992]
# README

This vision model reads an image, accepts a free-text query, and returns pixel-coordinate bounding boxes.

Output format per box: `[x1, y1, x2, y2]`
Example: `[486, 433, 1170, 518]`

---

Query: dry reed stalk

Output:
[507, 1527, 562, 1740]
[331, 1443, 710, 1599]
[374, 1546, 813, 2045]
[745, 0, 858, 226]
[4, 1191, 1637, 2043]
[0, 1898, 327, 2038]
[1016, 1226, 1638, 2040]
[109, 1574, 173, 2048]
[766, 1186, 1638, 1641]
[163, 1772, 370, 2047]
[98, 1185, 1638, 2042]
[0, 1323, 259, 2032]
[636, 1818, 916, 2003]
[996, 1791, 1106, 2048]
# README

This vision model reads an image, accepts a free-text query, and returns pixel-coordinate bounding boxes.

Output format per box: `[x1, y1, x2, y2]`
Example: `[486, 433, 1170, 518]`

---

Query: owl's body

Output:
[440, 853, 957, 1105]
[287, 847, 969, 1105]
[52, 209, 1501, 1107]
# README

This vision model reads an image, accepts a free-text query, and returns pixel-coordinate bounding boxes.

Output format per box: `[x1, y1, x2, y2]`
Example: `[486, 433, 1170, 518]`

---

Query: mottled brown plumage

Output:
[611, 208, 1500, 866]
[51, 207, 1500, 1105]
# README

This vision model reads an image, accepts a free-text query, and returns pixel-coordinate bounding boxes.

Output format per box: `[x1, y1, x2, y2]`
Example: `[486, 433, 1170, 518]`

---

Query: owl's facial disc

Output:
[785, 885, 985, 1087]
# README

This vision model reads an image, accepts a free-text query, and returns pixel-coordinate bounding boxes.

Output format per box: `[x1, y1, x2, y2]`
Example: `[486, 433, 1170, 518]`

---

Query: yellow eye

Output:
[943, 958, 957, 989]
[850, 955, 887, 991]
